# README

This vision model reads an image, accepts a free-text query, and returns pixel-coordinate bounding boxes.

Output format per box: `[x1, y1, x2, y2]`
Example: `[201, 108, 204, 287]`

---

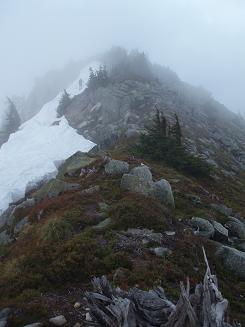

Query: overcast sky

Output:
[0, 0, 244, 113]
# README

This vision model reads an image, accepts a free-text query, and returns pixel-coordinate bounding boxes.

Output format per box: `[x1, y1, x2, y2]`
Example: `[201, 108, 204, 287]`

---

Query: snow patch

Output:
[0, 62, 99, 213]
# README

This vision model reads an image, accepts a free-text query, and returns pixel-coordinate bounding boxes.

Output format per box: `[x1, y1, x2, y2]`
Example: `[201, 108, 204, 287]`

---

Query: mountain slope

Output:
[64, 50, 245, 173]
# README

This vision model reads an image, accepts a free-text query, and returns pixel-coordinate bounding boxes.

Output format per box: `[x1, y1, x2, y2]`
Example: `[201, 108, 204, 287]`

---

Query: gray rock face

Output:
[105, 159, 129, 175]
[0, 205, 15, 229]
[64, 77, 245, 171]
[23, 323, 43, 327]
[33, 179, 80, 201]
[14, 216, 29, 235]
[57, 151, 96, 178]
[151, 179, 175, 208]
[225, 217, 245, 239]
[190, 217, 215, 239]
[211, 220, 228, 242]
[121, 165, 175, 208]
[15, 198, 35, 210]
[0, 230, 13, 245]
[215, 245, 245, 279]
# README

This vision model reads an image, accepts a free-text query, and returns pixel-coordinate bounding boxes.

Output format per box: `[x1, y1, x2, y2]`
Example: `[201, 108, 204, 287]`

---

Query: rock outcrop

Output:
[215, 245, 245, 280]
[120, 165, 175, 208]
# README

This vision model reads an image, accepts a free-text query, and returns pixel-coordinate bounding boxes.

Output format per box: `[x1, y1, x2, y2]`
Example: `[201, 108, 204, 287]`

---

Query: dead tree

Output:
[84, 247, 238, 326]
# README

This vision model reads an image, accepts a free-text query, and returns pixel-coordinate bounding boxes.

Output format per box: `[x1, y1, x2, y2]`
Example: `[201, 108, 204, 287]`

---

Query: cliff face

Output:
[65, 77, 245, 173]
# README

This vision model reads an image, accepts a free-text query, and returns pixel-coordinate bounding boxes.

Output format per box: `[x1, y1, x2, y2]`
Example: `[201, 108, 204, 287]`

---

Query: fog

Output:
[0, 0, 245, 114]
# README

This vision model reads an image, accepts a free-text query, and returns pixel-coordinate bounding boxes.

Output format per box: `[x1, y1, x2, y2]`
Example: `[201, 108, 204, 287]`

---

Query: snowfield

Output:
[0, 63, 99, 214]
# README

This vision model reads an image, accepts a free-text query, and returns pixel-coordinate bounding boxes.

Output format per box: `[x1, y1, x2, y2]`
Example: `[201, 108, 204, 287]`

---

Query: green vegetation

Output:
[87, 65, 109, 90]
[57, 89, 72, 117]
[40, 217, 73, 244]
[134, 110, 212, 178]
[109, 193, 171, 231]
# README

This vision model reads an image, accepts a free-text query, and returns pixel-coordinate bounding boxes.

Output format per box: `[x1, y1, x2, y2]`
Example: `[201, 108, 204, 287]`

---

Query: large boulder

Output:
[121, 165, 175, 208]
[33, 179, 80, 201]
[225, 217, 245, 239]
[57, 151, 96, 178]
[211, 203, 232, 216]
[120, 173, 152, 196]
[151, 179, 175, 208]
[215, 245, 245, 280]
[190, 217, 215, 239]
[211, 220, 228, 242]
[105, 159, 129, 175]
[130, 165, 152, 182]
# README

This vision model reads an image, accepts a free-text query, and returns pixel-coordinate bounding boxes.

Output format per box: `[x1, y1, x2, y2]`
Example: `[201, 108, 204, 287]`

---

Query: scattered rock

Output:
[49, 315, 67, 326]
[0, 308, 11, 320]
[73, 323, 81, 327]
[15, 198, 35, 210]
[151, 247, 172, 257]
[23, 323, 43, 327]
[93, 218, 111, 231]
[105, 159, 129, 175]
[98, 202, 109, 211]
[165, 231, 176, 236]
[225, 217, 245, 239]
[121, 166, 175, 208]
[151, 179, 175, 208]
[125, 228, 163, 244]
[14, 216, 29, 235]
[80, 185, 100, 195]
[57, 151, 96, 178]
[211, 203, 232, 216]
[215, 245, 245, 280]
[190, 217, 215, 239]
[74, 302, 81, 309]
[85, 312, 92, 322]
[33, 179, 80, 201]
[211, 220, 228, 242]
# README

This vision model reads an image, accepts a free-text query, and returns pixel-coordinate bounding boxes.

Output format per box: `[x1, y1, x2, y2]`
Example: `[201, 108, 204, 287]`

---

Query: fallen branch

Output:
[84, 247, 237, 326]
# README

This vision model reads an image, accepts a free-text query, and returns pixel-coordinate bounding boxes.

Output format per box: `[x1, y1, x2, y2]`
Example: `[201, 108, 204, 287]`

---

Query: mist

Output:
[0, 0, 245, 114]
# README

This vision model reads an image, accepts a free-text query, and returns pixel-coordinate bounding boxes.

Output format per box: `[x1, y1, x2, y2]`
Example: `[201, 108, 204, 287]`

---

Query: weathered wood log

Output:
[84, 247, 237, 326]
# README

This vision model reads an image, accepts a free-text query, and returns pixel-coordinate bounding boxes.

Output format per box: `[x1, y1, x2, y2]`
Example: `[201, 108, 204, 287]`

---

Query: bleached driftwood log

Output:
[85, 247, 238, 326]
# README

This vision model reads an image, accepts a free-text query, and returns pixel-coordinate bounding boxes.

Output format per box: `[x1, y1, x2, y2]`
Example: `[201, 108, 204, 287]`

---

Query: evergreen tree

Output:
[134, 111, 212, 178]
[152, 107, 167, 137]
[171, 114, 182, 146]
[5, 97, 21, 134]
[87, 66, 109, 90]
[57, 89, 71, 117]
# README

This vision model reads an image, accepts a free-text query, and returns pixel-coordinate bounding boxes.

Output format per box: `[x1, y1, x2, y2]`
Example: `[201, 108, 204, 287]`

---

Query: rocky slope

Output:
[0, 49, 245, 326]
[64, 50, 245, 174]
[0, 145, 244, 326]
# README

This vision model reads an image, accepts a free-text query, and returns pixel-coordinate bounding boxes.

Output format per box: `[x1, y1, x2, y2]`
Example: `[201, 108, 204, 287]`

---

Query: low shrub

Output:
[108, 194, 170, 231]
